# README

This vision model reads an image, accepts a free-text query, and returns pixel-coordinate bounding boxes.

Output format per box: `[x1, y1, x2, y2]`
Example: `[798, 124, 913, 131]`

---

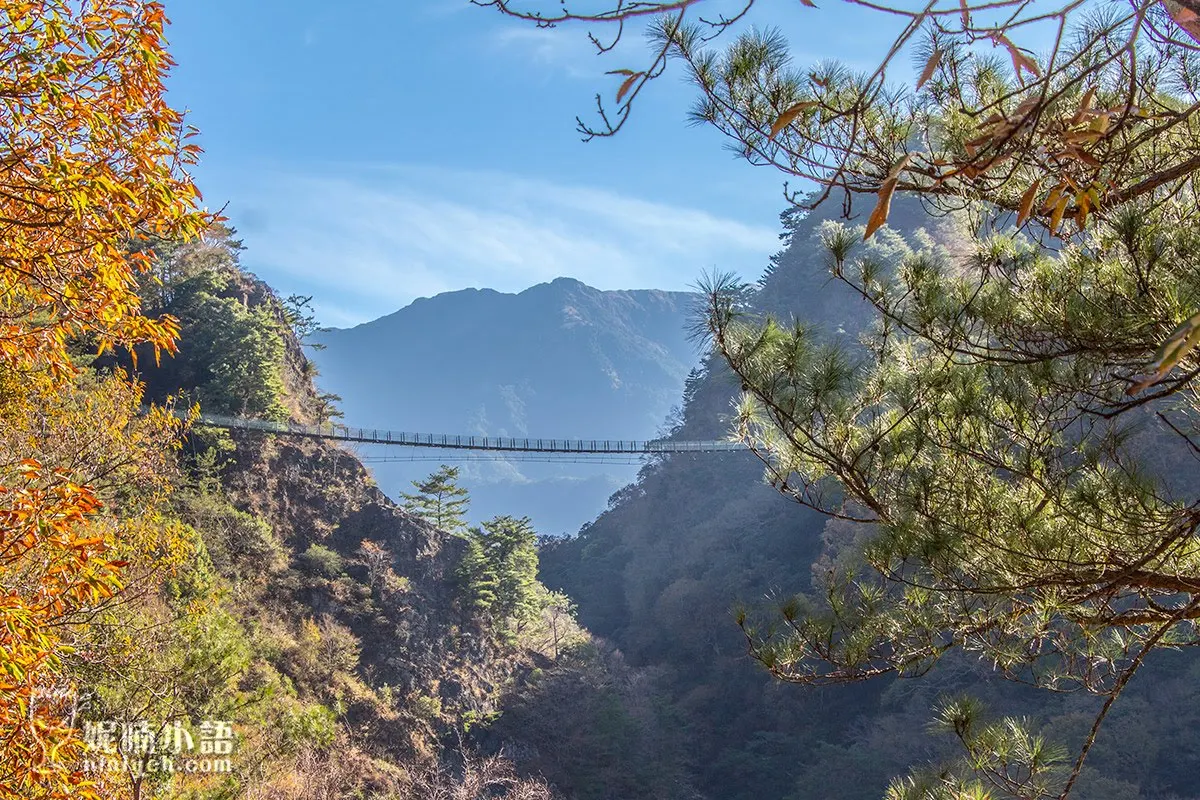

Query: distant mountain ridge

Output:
[311, 278, 699, 533]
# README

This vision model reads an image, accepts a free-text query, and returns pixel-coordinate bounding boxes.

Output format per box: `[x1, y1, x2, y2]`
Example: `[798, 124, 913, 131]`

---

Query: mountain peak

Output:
[522, 276, 590, 297]
[310, 279, 700, 534]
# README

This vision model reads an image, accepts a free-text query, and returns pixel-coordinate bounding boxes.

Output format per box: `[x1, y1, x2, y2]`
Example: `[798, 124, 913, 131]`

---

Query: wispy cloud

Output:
[489, 26, 603, 78]
[222, 164, 778, 327]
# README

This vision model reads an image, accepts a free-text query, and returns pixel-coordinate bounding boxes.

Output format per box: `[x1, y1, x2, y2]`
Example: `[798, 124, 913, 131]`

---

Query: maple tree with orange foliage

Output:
[0, 0, 206, 375]
[0, 2, 207, 797]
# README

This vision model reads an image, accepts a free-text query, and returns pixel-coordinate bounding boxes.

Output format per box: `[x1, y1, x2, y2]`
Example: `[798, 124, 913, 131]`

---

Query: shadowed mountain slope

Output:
[526, 198, 1200, 800]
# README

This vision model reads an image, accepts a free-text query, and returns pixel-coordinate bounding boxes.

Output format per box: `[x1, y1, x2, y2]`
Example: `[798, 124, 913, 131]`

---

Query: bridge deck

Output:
[195, 413, 742, 455]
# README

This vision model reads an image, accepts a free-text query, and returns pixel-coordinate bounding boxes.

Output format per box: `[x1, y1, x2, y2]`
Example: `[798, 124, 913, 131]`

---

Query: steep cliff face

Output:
[208, 426, 546, 767]
[221, 434, 463, 684]
[128, 230, 562, 798]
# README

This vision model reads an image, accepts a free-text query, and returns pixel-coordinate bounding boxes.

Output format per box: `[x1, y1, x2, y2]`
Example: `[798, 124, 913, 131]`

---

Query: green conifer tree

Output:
[459, 515, 541, 629]
[475, 3, 1200, 795]
[458, 535, 499, 615]
[401, 465, 470, 534]
[479, 515, 540, 626]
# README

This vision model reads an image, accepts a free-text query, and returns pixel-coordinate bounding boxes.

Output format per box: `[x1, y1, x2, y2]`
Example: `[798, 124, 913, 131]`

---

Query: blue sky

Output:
[163, 0, 903, 327]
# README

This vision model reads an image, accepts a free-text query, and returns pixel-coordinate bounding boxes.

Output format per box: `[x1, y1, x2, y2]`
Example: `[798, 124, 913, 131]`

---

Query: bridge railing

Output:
[187, 412, 742, 454]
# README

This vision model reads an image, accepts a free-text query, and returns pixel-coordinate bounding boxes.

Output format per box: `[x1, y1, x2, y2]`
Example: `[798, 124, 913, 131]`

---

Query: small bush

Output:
[300, 544, 345, 578]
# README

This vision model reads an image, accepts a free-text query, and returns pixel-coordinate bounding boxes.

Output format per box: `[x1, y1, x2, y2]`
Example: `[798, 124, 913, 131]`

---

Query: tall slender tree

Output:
[402, 465, 471, 534]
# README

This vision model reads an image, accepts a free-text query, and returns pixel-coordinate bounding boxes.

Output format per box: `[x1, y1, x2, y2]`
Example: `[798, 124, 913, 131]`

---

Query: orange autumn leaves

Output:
[0, 373, 192, 800]
[0, 464, 115, 800]
[0, 2, 205, 797]
[0, 368, 195, 791]
[0, 0, 207, 377]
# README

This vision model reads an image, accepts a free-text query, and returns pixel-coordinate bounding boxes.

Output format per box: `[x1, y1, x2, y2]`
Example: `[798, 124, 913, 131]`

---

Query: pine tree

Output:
[480, 515, 541, 626]
[698, 202, 1200, 797]
[459, 516, 541, 629]
[482, 3, 1200, 795]
[458, 536, 499, 615]
[402, 465, 470, 534]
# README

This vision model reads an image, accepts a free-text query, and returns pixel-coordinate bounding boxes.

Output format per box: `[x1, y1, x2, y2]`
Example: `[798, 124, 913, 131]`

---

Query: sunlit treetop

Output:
[475, 0, 1200, 239]
[0, 0, 210, 379]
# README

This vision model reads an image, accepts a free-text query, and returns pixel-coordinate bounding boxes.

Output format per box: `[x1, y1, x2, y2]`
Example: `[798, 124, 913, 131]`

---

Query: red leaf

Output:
[616, 73, 643, 104]
[769, 101, 818, 139]
[917, 48, 943, 90]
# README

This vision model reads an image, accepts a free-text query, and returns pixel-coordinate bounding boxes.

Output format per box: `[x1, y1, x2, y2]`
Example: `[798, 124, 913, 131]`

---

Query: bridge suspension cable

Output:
[193, 413, 743, 456]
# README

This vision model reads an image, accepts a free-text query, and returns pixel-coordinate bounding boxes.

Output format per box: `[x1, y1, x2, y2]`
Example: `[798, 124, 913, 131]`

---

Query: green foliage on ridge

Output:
[132, 227, 290, 420]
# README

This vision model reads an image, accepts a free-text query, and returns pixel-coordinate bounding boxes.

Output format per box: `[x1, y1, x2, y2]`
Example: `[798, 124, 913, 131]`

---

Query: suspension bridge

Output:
[193, 412, 744, 462]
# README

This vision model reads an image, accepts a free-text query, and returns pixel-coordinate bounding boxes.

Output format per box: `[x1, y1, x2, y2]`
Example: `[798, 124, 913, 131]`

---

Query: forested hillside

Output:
[529, 199, 1200, 800]
[27, 201, 1200, 800]
[34, 225, 600, 798]
[16, 3, 1200, 800]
